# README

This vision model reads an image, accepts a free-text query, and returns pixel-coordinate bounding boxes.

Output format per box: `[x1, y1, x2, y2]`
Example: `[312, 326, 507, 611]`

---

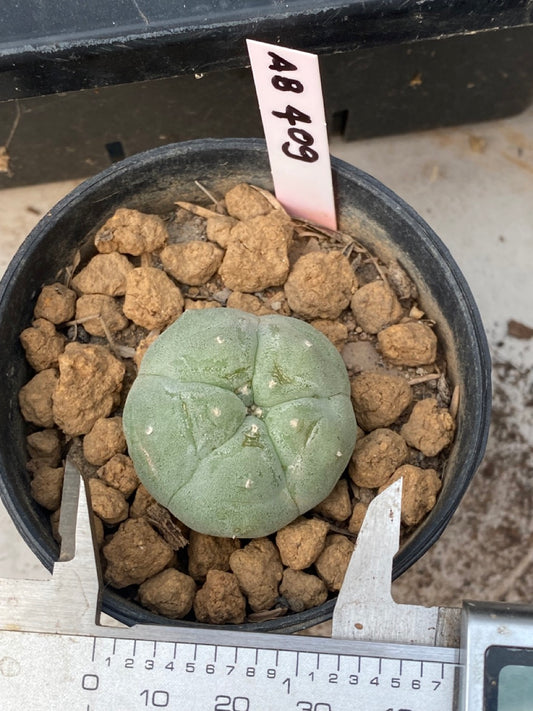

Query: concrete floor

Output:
[1, 105, 532, 618]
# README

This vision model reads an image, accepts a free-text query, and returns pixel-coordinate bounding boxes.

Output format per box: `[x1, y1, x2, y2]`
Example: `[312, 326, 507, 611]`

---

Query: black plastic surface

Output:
[2, 24, 533, 189]
[1, 0, 532, 100]
[0, 138, 491, 632]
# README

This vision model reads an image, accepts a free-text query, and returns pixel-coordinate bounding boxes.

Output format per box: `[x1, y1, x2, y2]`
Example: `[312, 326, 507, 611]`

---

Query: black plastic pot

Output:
[0, 138, 491, 633]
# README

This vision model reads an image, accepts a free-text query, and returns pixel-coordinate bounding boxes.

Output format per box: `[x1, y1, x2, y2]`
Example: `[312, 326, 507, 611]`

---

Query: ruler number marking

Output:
[140, 689, 170, 707]
[214, 696, 250, 711]
[81, 673, 99, 691]
[82, 636, 453, 707]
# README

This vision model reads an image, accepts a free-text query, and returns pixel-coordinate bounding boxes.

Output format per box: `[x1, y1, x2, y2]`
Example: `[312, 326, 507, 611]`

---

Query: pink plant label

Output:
[246, 39, 337, 230]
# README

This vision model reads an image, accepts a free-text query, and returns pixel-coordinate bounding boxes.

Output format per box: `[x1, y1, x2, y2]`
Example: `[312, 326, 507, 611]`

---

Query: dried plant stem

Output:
[408, 373, 441, 386]
[194, 180, 221, 208]
[449, 385, 461, 419]
[65, 314, 135, 358]
[175, 200, 221, 220]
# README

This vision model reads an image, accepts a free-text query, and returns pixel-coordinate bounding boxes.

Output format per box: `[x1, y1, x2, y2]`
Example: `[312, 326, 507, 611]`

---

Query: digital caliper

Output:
[0, 463, 531, 710]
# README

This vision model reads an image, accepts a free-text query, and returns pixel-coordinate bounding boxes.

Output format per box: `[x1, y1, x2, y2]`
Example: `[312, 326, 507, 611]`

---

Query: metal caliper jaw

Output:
[332, 478, 461, 648]
[0, 458, 102, 634]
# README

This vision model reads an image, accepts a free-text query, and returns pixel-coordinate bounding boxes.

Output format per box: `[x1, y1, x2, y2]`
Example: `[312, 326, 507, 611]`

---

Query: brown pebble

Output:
[34, 283, 76, 324]
[26, 429, 61, 467]
[194, 570, 246, 625]
[138, 568, 196, 619]
[134, 331, 159, 369]
[71, 253, 134, 296]
[205, 215, 237, 248]
[97, 453, 139, 498]
[19, 368, 58, 428]
[20, 318, 66, 371]
[347, 502, 368, 535]
[160, 241, 223, 286]
[94, 207, 168, 255]
[313, 479, 352, 522]
[129, 483, 156, 518]
[30, 466, 64, 511]
[52, 343, 125, 436]
[75, 294, 129, 336]
[378, 321, 437, 366]
[103, 518, 174, 588]
[285, 251, 356, 320]
[350, 280, 403, 334]
[83, 416, 127, 466]
[275, 518, 330, 570]
[400, 398, 455, 456]
[314, 534, 354, 591]
[184, 299, 221, 310]
[379, 464, 442, 527]
[88, 478, 129, 525]
[350, 371, 412, 431]
[310, 319, 348, 351]
[224, 183, 273, 221]
[279, 568, 328, 612]
[349, 428, 409, 488]
[123, 267, 184, 330]
[188, 532, 241, 582]
[219, 212, 293, 292]
[226, 292, 273, 316]
[230, 538, 283, 612]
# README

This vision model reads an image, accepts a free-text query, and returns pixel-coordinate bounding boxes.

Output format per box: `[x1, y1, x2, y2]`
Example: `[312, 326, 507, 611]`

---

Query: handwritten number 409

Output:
[268, 51, 319, 163]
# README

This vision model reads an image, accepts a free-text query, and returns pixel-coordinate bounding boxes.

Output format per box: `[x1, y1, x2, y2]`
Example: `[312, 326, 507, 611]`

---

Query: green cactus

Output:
[123, 308, 357, 538]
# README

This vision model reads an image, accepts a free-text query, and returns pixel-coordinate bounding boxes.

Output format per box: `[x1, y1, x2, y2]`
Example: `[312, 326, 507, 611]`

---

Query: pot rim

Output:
[0, 138, 491, 634]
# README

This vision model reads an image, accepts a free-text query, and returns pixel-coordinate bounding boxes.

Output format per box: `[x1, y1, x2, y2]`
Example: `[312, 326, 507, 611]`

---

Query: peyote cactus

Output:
[123, 308, 357, 538]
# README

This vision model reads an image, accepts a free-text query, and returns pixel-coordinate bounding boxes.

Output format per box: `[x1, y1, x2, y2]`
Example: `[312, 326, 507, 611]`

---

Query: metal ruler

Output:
[1, 465, 532, 710]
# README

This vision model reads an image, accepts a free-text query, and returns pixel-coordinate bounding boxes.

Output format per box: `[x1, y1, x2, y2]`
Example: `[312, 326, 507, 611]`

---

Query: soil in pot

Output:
[18, 182, 457, 626]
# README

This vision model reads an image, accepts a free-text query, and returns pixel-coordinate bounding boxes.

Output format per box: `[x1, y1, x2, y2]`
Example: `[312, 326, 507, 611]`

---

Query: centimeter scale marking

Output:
[0, 629, 458, 711]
